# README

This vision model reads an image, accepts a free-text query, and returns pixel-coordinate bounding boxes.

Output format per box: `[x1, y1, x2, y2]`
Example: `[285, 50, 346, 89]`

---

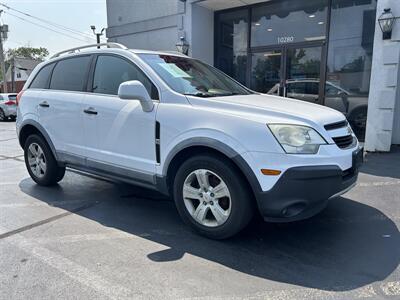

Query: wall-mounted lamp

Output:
[378, 8, 397, 40]
[176, 36, 189, 55]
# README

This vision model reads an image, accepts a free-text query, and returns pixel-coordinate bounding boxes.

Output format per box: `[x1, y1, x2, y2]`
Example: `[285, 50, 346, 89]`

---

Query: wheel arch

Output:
[18, 120, 58, 161]
[163, 138, 262, 198]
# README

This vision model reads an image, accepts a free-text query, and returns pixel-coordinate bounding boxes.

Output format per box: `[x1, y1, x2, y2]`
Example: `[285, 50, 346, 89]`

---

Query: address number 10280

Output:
[277, 36, 294, 44]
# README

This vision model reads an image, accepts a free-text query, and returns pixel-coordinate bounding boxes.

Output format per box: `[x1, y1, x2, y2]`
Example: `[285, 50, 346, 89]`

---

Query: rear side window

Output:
[29, 63, 54, 89]
[50, 56, 91, 92]
[92, 55, 159, 99]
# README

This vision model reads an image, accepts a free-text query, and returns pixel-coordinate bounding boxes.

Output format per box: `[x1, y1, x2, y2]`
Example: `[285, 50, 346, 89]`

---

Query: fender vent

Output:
[155, 121, 161, 164]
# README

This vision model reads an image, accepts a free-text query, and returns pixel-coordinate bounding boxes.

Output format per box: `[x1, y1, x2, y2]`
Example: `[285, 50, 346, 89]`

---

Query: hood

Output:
[186, 94, 346, 127]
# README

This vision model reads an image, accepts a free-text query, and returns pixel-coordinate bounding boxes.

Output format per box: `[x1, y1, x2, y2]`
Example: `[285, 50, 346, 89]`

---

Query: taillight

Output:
[4, 101, 16, 105]
[16, 90, 25, 106]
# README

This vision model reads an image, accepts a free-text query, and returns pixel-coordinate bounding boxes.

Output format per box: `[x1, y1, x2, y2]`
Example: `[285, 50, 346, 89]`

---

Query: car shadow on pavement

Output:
[19, 175, 400, 292]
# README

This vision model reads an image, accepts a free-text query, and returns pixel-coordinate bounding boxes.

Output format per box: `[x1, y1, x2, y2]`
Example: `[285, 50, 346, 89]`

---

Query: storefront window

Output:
[251, 0, 328, 47]
[325, 0, 377, 140]
[215, 10, 248, 85]
[251, 50, 282, 93]
[215, 0, 377, 141]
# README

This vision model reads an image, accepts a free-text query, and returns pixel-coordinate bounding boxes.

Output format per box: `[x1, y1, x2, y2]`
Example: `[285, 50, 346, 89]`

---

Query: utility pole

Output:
[10, 56, 15, 92]
[0, 10, 8, 93]
[90, 25, 105, 49]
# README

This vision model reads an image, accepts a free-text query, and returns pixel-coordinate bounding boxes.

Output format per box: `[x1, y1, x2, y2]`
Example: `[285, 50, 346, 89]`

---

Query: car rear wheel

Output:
[24, 134, 66, 186]
[173, 154, 254, 239]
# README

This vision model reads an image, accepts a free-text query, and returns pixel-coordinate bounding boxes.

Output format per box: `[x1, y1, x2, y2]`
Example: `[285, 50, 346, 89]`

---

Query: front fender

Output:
[160, 133, 263, 196]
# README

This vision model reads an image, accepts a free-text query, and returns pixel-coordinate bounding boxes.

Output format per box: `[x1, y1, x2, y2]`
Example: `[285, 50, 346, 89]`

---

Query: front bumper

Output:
[255, 148, 363, 222]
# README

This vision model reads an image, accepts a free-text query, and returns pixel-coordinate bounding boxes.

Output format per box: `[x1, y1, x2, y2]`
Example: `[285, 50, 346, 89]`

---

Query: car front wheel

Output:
[173, 154, 254, 239]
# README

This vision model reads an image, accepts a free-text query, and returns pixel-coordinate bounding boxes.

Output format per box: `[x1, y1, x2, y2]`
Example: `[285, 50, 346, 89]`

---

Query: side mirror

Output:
[118, 80, 154, 112]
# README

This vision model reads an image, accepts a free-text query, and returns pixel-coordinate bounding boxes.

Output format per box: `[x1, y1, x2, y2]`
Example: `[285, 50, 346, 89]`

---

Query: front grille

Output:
[324, 120, 348, 131]
[332, 135, 354, 149]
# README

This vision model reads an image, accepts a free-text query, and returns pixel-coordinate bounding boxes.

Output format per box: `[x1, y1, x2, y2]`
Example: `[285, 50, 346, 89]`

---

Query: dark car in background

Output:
[268, 80, 368, 140]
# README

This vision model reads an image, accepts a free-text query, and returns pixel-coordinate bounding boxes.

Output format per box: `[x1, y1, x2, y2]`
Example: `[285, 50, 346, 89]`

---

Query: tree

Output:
[6, 47, 49, 61]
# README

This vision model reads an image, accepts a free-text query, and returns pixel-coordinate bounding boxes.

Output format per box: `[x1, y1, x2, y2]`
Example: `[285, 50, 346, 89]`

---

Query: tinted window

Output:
[92, 55, 159, 99]
[288, 82, 306, 94]
[30, 63, 54, 89]
[50, 56, 91, 92]
[307, 82, 319, 95]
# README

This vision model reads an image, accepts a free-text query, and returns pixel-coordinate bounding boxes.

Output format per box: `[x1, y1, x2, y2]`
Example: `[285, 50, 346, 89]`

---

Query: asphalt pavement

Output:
[0, 120, 400, 300]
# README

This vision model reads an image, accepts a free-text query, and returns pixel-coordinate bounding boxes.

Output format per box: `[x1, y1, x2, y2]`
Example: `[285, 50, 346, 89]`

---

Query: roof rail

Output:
[51, 43, 128, 59]
[162, 51, 188, 56]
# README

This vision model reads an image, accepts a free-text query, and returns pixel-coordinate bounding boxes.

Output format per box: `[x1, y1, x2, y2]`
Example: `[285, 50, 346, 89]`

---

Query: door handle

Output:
[83, 107, 98, 115]
[39, 101, 50, 108]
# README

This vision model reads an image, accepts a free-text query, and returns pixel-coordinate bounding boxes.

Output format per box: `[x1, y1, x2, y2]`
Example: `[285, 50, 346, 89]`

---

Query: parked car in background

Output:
[268, 80, 368, 138]
[16, 43, 362, 239]
[0, 93, 18, 121]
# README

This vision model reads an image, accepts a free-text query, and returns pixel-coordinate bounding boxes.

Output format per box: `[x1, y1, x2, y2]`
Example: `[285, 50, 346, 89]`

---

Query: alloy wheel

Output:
[27, 143, 47, 178]
[182, 169, 232, 227]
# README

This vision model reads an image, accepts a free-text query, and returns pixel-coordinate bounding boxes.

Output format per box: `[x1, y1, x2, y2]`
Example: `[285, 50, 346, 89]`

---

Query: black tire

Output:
[173, 154, 254, 239]
[0, 109, 5, 121]
[24, 134, 66, 186]
[9, 116, 16, 122]
[348, 106, 367, 133]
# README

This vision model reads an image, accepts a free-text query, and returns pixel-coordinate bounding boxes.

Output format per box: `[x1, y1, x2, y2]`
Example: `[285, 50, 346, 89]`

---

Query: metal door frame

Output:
[249, 40, 327, 105]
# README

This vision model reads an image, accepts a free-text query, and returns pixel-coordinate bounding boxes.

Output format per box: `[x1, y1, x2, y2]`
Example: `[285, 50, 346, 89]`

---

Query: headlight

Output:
[268, 124, 327, 154]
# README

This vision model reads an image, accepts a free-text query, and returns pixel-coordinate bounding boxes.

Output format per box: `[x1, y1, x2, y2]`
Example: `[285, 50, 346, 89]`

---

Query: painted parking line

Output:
[4, 222, 399, 300]
[381, 281, 400, 296]
[24, 231, 152, 245]
[0, 228, 141, 300]
[0, 199, 99, 209]
[0, 202, 100, 240]
[357, 180, 400, 187]
[0, 137, 17, 142]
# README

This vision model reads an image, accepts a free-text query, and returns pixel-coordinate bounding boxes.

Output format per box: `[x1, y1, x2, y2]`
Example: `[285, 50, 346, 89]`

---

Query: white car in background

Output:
[0, 93, 18, 121]
[16, 43, 363, 239]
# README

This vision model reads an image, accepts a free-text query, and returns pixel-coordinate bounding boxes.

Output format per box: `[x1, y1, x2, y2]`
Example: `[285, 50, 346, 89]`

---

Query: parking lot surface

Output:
[1, 120, 400, 300]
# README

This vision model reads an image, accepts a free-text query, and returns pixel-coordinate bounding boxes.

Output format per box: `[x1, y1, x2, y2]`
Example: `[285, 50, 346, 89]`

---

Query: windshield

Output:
[8, 95, 17, 100]
[138, 54, 253, 97]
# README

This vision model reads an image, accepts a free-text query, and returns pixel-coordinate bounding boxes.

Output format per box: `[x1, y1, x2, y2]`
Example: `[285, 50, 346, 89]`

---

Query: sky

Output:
[0, 0, 107, 56]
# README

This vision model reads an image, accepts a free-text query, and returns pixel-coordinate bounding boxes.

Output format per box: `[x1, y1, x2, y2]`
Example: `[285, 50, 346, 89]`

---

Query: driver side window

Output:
[92, 55, 159, 99]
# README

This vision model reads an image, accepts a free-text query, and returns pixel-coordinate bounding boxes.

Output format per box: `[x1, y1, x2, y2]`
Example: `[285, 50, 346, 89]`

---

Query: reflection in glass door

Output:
[285, 46, 322, 103]
[251, 45, 323, 104]
[250, 50, 282, 94]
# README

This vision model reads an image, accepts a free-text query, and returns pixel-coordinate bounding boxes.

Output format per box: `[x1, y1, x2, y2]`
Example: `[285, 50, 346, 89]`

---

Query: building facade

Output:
[106, 0, 400, 152]
[1, 57, 42, 93]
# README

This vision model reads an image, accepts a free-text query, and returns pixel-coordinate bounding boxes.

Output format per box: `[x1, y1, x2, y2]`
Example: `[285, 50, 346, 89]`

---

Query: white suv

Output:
[16, 43, 363, 239]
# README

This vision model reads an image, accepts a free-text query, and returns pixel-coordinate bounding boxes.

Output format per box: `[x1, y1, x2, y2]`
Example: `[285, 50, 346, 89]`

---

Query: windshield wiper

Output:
[184, 91, 243, 98]
[184, 92, 213, 98]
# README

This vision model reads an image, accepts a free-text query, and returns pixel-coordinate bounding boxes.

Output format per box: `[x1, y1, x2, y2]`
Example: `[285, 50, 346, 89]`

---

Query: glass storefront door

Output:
[215, 0, 377, 141]
[251, 44, 324, 104]
[251, 50, 282, 94]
